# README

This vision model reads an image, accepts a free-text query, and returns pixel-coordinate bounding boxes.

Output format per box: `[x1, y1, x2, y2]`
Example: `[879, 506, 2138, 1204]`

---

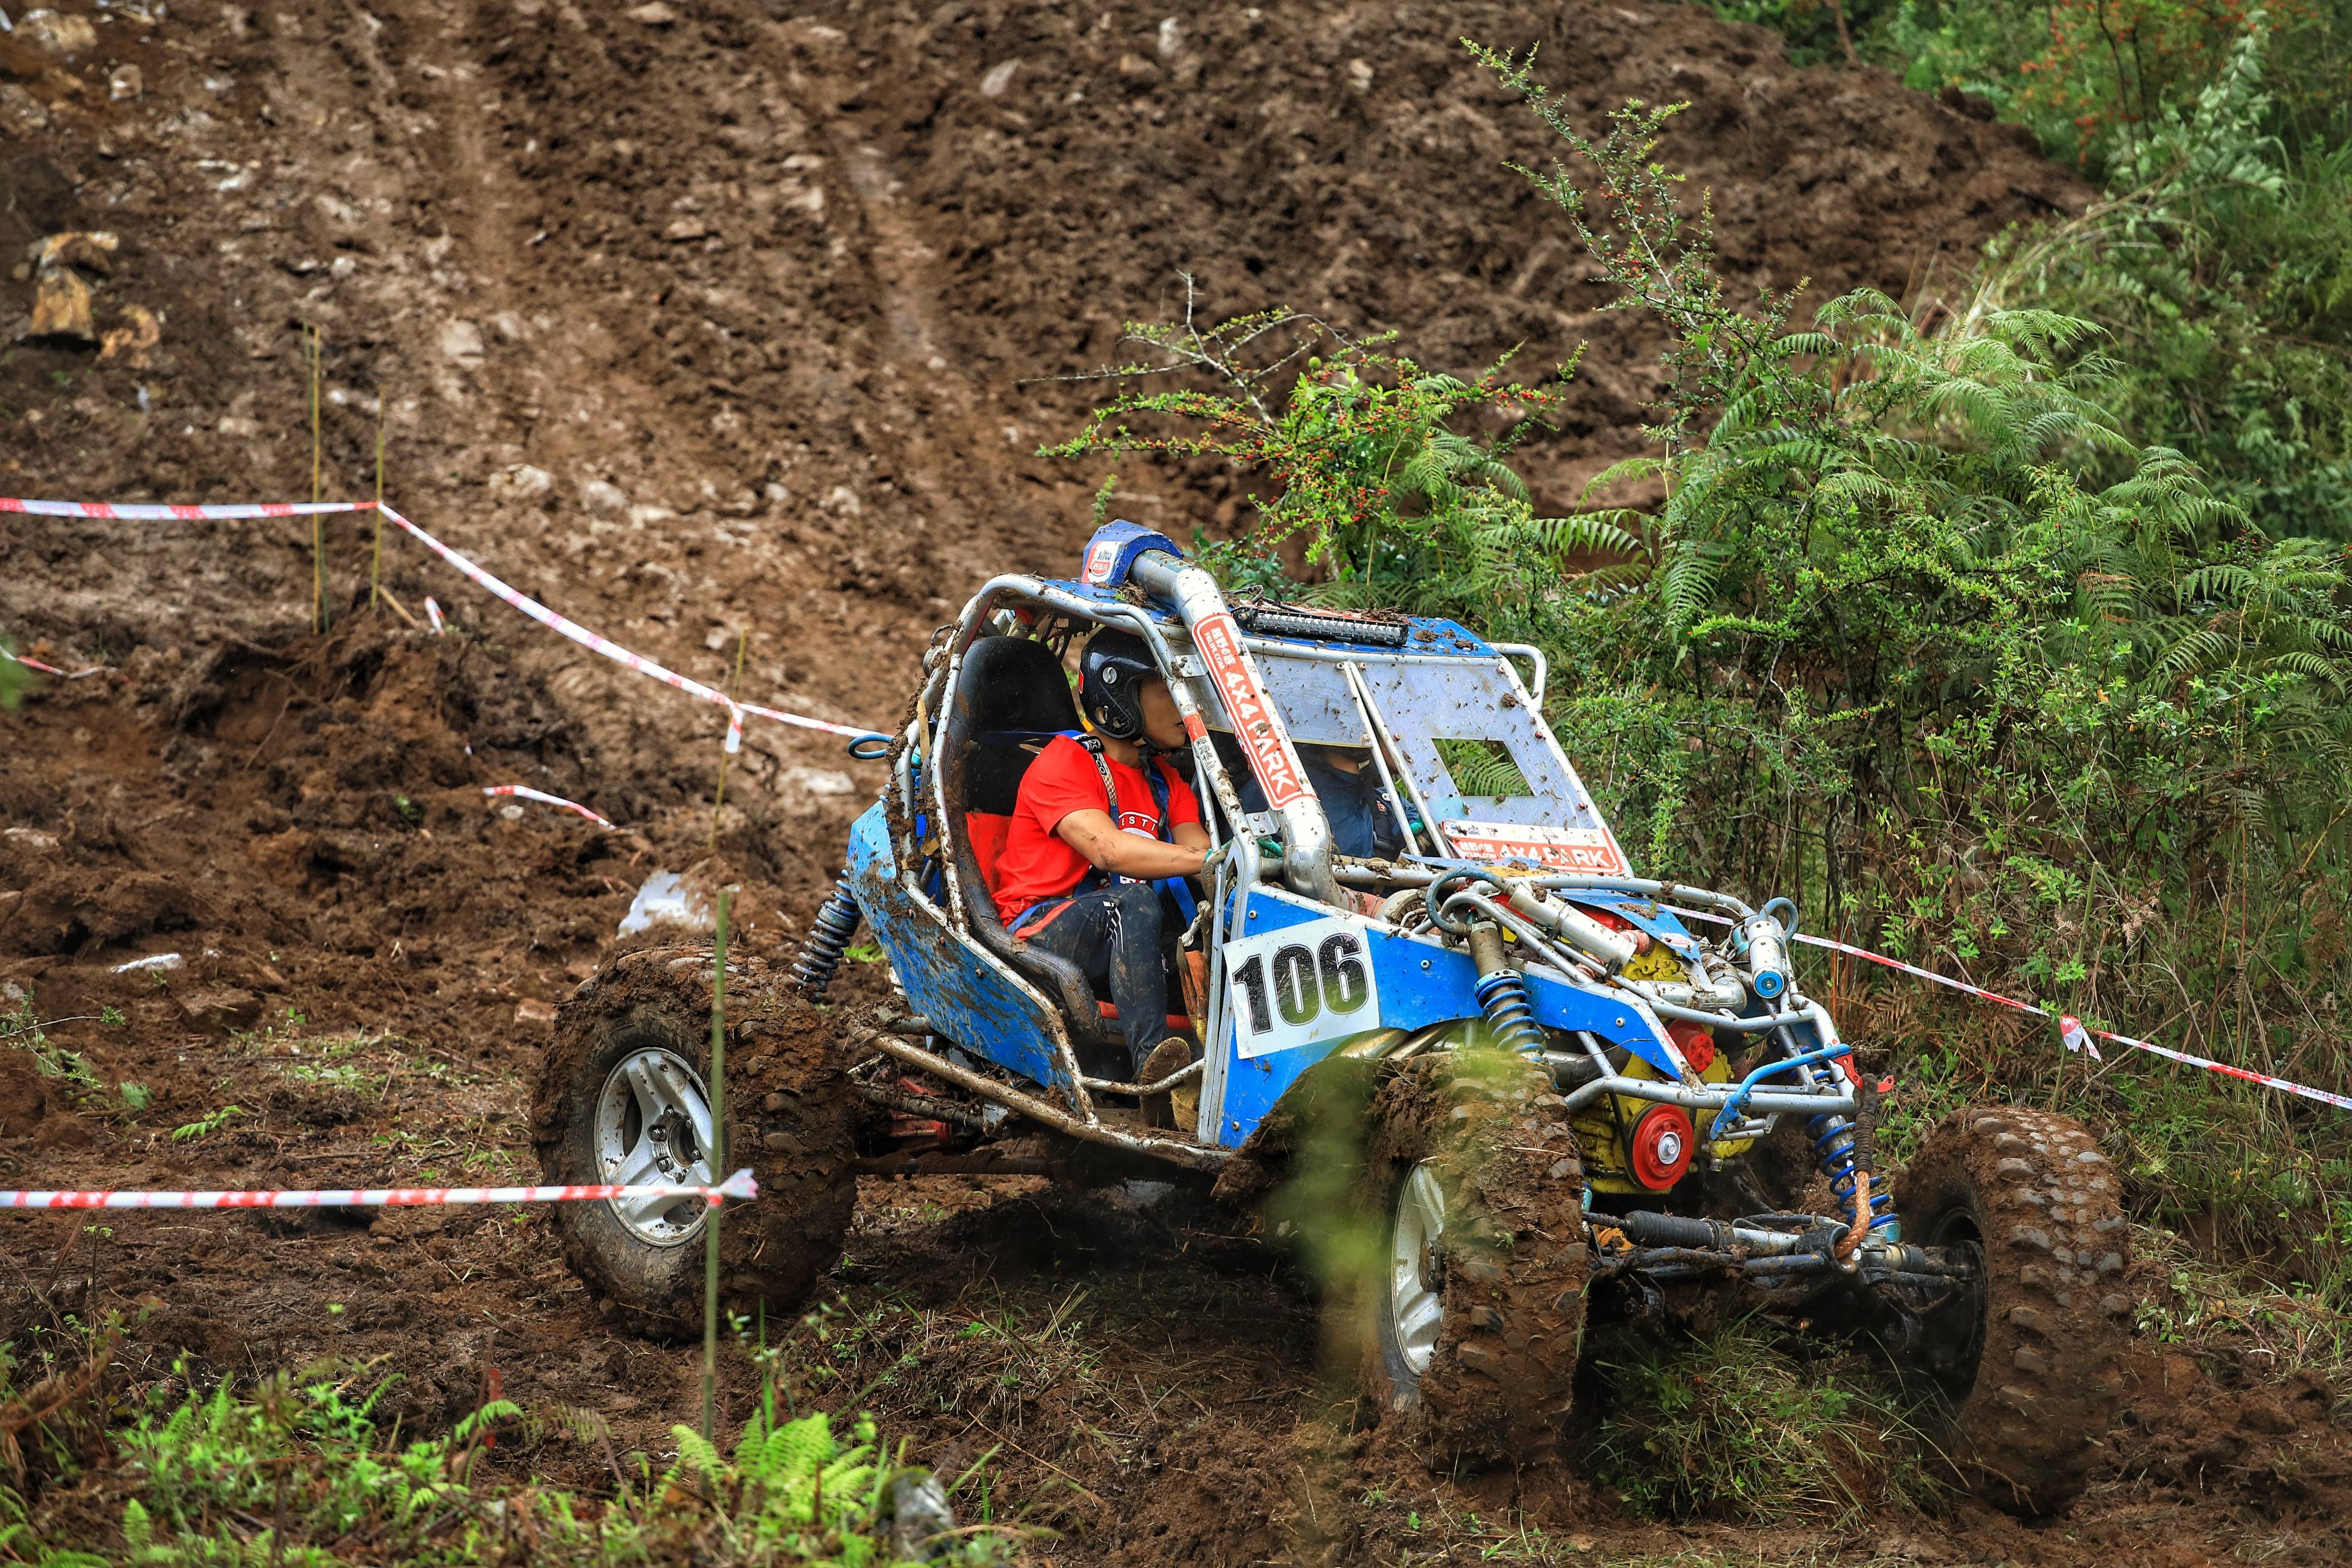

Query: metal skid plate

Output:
[843, 803, 1077, 1100]
[1205, 885, 1686, 1147]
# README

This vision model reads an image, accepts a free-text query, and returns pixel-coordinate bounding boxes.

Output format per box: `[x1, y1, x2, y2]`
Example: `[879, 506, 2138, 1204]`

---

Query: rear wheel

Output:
[1895, 1106, 2133, 1515]
[532, 947, 858, 1339]
[1357, 1049, 1588, 1468]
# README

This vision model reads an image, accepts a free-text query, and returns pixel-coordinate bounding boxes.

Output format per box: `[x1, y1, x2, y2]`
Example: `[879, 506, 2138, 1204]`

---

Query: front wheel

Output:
[1896, 1105, 2134, 1515]
[531, 947, 858, 1339]
[1357, 1050, 1588, 1468]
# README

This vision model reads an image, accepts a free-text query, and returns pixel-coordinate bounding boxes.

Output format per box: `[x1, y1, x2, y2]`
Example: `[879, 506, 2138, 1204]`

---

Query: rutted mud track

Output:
[4, 1, 2348, 1562]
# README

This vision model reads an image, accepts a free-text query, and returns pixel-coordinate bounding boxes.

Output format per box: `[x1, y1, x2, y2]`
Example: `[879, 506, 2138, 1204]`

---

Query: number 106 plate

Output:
[1222, 915, 1383, 1060]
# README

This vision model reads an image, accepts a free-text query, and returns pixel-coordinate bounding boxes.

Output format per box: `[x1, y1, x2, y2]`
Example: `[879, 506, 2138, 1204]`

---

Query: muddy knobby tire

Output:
[1896, 1106, 2133, 1516]
[1357, 1050, 1588, 1469]
[531, 945, 858, 1340]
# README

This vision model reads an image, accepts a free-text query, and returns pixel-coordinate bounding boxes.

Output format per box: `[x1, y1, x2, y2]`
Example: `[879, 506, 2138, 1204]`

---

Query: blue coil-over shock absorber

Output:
[789, 876, 863, 999]
[1809, 1111, 1898, 1239]
[1468, 922, 1546, 1057]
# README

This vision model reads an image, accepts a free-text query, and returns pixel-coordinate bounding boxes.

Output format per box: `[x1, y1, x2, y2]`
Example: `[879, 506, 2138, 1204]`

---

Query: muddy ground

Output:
[2, 0, 2347, 1562]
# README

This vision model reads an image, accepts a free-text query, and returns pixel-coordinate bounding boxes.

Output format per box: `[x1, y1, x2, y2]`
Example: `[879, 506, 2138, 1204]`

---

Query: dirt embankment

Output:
[5, 1, 2082, 797]
[0, 0, 2094, 1066]
[12, 2, 2344, 1565]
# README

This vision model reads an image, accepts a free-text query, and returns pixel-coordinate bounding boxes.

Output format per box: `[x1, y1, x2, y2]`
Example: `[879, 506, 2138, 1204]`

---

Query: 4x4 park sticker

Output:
[1443, 819, 1627, 874]
[1192, 610, 1315, 810]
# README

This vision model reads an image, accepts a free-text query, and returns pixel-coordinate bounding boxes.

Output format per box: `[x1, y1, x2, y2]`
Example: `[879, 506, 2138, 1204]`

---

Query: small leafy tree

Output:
[1037, 280, 1593, 636]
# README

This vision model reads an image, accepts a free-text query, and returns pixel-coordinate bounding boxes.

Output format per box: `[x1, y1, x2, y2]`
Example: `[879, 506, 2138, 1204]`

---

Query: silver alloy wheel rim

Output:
[594, 1047, 716, 1247]
[1388, 1160, 1446, 1376]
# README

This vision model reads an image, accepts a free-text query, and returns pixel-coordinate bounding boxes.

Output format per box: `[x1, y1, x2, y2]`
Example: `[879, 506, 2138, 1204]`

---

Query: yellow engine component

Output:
[1572, 1017, 1753, 1193]
[1552, 922, 1758, 1192]
[1621, 942, 1686, 984]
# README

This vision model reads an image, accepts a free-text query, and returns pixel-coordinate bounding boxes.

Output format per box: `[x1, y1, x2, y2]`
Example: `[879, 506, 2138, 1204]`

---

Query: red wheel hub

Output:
[1629, 1105, 1695, 1190]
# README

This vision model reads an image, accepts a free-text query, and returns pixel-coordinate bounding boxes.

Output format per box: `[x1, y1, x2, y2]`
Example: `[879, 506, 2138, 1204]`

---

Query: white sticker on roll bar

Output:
[1442, 820, 1627, 874]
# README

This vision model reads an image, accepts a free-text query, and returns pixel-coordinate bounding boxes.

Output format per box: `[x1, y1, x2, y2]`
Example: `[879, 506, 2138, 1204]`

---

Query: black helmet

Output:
[1077, 629, 1160, 742]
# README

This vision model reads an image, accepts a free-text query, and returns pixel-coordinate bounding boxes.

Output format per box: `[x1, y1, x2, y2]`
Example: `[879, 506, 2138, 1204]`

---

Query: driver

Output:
[986, 630, 1211, 1085]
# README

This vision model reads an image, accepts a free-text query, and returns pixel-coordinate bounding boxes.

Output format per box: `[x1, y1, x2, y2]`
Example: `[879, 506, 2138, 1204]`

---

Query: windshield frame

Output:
[1333, 647, 1631, 876]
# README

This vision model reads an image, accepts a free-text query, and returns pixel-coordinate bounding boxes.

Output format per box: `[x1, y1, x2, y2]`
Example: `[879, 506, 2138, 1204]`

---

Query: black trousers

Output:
[1014, 881, 1170, 1074]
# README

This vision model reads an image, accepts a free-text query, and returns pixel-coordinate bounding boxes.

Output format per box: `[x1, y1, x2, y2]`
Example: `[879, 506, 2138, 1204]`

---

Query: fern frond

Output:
[667, 1425, 727, 1495]
[1536, 511, 1646, 557]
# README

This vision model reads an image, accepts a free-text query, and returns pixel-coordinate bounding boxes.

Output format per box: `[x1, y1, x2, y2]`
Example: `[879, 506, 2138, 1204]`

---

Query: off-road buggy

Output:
[533, 523, 2134, 1515]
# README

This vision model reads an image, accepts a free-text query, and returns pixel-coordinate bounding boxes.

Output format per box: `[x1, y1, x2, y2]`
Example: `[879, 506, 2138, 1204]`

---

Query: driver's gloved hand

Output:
[1200, 837, 1280, 883]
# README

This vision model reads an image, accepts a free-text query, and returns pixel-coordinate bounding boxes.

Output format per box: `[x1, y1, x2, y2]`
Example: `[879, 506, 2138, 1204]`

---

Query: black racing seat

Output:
[936, 635, 1116, 1044]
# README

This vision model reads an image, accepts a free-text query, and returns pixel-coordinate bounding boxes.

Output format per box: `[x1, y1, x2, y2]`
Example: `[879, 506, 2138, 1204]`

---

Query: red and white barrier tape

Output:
[739, 700, 884, 743]
[424, 596, 446, 634]
[2053, 1012, 2352, 1110]
[375, 503, 753, 750]
[1, 646, 108, 680]
[0, 499, 368, 520]
[1, 494, 885, 749]
[1655, 902, 2352, 1113]
[485, 784, 616, 830]
[376, 503, 878, 747]
[0, 1167, 756, 1212]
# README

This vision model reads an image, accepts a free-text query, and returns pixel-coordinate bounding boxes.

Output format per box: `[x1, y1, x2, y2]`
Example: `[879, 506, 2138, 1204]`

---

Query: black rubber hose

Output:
[1613, 1210, 1741, 1250]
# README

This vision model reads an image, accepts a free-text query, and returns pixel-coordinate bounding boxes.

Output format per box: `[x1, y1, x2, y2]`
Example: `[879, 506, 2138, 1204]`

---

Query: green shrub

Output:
[1705, 1, 2352, 168]
[1703, 6, 2352, 546]
[1040, 293, 1583, 637]
[1973, 20, 2352, 544]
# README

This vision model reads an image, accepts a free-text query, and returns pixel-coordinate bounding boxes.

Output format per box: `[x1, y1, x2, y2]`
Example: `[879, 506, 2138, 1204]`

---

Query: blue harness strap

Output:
[1074, 735, 1198, 922]
[1142, 757, 1200, 922]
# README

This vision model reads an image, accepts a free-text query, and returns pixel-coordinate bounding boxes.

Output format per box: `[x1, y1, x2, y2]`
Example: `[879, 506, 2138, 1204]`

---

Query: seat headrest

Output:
[957, 635, 1081, 736]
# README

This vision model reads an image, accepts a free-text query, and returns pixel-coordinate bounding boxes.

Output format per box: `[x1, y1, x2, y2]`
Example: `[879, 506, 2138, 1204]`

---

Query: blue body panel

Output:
[843, 802, 1077, 1099]
[1562, 892, 1701, 956]
[1210, 886, 1683, 1146]
[846, 795, 1690, 1151]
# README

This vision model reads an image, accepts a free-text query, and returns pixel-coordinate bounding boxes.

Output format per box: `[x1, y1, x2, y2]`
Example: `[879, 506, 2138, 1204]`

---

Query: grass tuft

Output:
[1591, 1321, 1946, 1527]
[1, 1319, 1025, 1565]
[2133, 1223, 2352, 1399]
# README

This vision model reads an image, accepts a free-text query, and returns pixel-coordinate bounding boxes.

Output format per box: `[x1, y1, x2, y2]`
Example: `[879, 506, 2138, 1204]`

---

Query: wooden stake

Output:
[701, 888, 733, 1442]
[370, 393, 386, 610]
[308, 325, 329, 634]
[709, 629, 749, 852]
[374, 584, 423, 630]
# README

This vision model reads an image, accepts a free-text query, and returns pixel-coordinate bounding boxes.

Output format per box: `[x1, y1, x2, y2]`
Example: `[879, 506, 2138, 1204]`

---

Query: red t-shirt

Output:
[989, 735, 1201, 925]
